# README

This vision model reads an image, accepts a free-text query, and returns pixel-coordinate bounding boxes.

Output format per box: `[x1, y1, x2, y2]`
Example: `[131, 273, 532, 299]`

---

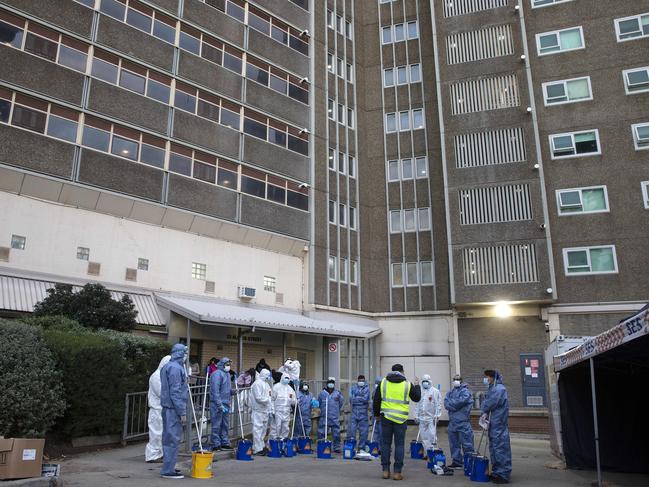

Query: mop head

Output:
[431, 465, 454, 476]
[354, 451, 374, 461]
[278, 359, 301, 381]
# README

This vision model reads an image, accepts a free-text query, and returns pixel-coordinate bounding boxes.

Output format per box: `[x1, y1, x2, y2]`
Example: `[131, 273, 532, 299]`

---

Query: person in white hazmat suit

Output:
[251, 368, 273, 456]
[145, 355, 171, 462]
[416, 374, 442, 452]
[270, 372, 297, 439]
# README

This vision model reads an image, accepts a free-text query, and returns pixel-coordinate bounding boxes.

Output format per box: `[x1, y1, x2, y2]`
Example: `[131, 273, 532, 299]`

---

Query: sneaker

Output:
[254, 450, 267, 456]
[220, 445, 234, 451]
[491, 476, 509, 484]
[161, 473, 184, 479]
[448, 462, 463, 469]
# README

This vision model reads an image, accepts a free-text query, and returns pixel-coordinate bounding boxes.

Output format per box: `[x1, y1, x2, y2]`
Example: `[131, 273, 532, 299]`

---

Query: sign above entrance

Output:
[328, 342, 338, 353]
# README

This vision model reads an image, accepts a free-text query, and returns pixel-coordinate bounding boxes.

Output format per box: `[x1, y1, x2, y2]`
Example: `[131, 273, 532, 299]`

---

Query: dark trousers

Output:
[380, 416, 407, 473]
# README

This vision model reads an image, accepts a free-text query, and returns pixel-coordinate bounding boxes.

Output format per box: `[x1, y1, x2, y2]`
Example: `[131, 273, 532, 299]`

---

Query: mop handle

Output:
[187, 382, 203, 452]
[416, 428, 420, 442]
[324, 394, 328, 441]
[234, 380, 245, 439]
[476, 412, 491, 456]
[290, 391, 299, 439]
[370, 419, 376, 440]
[297, 398, 307, 437]
[199, 374, 209, 439]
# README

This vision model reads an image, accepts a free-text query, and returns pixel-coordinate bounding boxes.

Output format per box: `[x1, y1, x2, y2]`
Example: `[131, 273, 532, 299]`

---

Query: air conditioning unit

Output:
[238, 286, 256, 300]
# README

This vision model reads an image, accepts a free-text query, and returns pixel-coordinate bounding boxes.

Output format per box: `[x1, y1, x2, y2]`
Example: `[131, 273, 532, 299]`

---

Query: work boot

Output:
[221, 445, 234, 450]
[254, 450, 266, 456]
[211, 446, 221, 452]
[448, 462, 463, 468]
[382, 471, 391, 479]
[393, 473, 403, 481]
[491, 476, 509, 484]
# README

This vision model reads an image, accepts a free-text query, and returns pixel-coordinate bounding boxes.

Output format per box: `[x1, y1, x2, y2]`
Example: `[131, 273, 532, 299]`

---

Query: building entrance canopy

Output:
[156, 293, 381, 339]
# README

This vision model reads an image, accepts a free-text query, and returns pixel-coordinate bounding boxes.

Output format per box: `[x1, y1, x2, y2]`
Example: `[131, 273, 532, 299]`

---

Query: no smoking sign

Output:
[328, 342, 337, 353]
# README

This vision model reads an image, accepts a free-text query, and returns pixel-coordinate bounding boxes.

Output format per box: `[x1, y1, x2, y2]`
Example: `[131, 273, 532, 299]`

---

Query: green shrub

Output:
[0, 320, 66, 438]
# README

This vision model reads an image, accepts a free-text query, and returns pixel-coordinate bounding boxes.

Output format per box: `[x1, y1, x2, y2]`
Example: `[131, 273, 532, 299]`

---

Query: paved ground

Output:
[58, 427, 648, 486]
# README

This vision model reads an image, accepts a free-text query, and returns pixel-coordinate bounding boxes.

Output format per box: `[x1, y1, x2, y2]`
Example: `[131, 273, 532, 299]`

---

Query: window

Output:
[82, 125, 110, 151]
[615, 13, 649, 41]
[192, 262, 207, 280]
[340, 258, 348, 283]
[623, 67, 649, 94]
[349, 206, 357, 230]
[412, 109, 424, 129]
[0, 19, 23, 49]
[327, 10, 335, 29]
[416, 157, 427, 178]
[386, 110, 423, 132]
[536, 27, 584, 55]
[47, 113, 78, 142]
[402, 158, 413, 179]
[384, 68, 394, 87]
[58, 45, 88, 73]
[12, 105, 46, 133]
[350, 260, 358, 285]
[328, 149, 336, 170]
[407, 21, 418, 39]
[632, 122, 649, 150]
[403, 209, 416, 232]
[563, 246, 617, 275]
[348, 156, 356, 177]
[550, 130, 600, 159]
[418, 208, 431, 230]
[399, 111, 410, 131]
[532, 0, 573, 8]
[329, 200, 336, 223]
[339, 203, 347, 227]
[345, 21, 352, 40]
[556, 186, 608, 215]
[120, 69, 146, 94]
[382, 22, 417, 44]
[390, 210, 401, 232]
[420, 262, 433, 285]
[264, 276, 276, 292]
[100, 0, 126, 20]
[138, 258, 149, 271]
[543, 77, 592, 105]
[385, 113, 396, 132]
[328, 99, 335, 120]
[328, 256, 337, 280]
[388, 160, 399, 181]
[406, 262, 418, 286]
[391, 263, 403, 287]
[641, 181, 649, 209]
[76, 246, 90, 260]
[11, 235, 25, 250]
[92, 57, 118, 84]
[410, 64, 421, 83]
[111, 135, 139, 160]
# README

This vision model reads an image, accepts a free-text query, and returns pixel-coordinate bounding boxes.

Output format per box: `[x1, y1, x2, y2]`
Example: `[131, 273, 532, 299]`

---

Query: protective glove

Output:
[221, 404, 230, 414]
[180, 415, 187, 425]
[311, 399, 319, 408]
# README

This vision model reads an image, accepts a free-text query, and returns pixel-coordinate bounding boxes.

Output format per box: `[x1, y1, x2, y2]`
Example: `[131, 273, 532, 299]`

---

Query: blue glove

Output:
[311, 399, 319, 408]
[221, 404, 230, 414]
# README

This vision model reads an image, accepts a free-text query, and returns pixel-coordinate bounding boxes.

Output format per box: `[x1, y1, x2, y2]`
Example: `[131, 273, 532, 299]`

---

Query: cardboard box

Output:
[0, 437, 45, 480]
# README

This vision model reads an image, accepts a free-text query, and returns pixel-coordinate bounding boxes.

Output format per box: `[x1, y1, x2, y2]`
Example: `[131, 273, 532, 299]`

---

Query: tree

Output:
[0, 320, 66, 437]
[33, 283, 138, 331]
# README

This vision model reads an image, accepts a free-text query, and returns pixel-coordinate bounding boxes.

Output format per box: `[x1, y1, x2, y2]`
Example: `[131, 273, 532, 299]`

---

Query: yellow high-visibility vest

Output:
[380, 378, 411, 424]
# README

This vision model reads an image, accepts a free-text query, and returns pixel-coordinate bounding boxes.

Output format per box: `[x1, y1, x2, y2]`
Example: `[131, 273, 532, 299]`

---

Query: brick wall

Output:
[470, 412, 550, 435]
[559, 312, 629, 337]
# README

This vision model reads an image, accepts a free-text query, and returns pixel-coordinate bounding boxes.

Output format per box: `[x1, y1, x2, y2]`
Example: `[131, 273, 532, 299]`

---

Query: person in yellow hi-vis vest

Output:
[372, 364, 421, 481]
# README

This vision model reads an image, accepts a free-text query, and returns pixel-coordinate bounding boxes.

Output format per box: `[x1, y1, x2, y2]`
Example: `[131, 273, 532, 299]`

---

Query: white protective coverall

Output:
[250, 368, 273, 453]
[145, 355, 171, 461]
[270, 373, 297, 439]
[416, 374, 443, 451]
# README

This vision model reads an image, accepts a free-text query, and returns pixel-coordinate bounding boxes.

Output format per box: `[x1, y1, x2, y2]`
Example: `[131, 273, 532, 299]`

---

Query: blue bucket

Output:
[284, 438, 298, 458]
[410, 440, 424, 459]
[297, 436, 312, 454]
[464, 451, 475, 477]
[316, 439, 332, 459]
[343, 438, 356, 459]
[367, 441, 380, 458]
[268, 438, 284, 458]
[470, 455, 490, 482]
[236, 439, 253, 461]
[426, 449, 446, 470]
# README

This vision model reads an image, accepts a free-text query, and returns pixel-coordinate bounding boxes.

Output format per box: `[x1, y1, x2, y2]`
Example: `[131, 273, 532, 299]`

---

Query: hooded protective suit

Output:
[444, 381, 474, 464]
[317, 383, 344, 451]
[145, 355, 171, 462]
[416, 374, 442, 451]
[209, 357, 234, 448]
[293, 386, 315, 437]
[270, 373, 297, 438]
[160, 344, 188, 477]
[481, 372, 512, 481]
[349, 382, 370, 449]
[250, 369, 273, 453]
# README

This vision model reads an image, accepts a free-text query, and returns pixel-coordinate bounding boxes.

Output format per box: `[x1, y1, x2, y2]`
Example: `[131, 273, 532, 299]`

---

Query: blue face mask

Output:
[422, 381, 431, 389]
[327, 383, 335, 389]
[281, 378, 290, 385]
[358, 381, 365, 387]
[483, 377, 490, 385]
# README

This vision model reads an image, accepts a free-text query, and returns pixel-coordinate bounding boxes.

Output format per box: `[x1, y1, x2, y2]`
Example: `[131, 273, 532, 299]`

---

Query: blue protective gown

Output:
[160, 345, 188, 476]
[481, 373, 512, 481]
[317, 388, 344, 451]
[293, 390, 314, 437]
[444, 382, 475, 464]
[209, 358, 233, 447]
[349, 383, 370, 449]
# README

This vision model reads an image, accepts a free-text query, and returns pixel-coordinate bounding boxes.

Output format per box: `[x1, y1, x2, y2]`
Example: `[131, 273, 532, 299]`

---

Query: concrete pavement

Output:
[57, 427, 649, 486]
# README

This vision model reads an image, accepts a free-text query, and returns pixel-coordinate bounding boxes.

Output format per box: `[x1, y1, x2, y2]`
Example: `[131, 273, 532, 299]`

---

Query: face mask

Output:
[302, 385, 309, 391]
[224, 365, 231, 372]
[422, 381, 431, 389]
[452, 380, 461, 388]
[358, 381, 365, 387]
[483, 377, 490, 385]
[327, 383, 334, 389]
[281, 378, 289, 385]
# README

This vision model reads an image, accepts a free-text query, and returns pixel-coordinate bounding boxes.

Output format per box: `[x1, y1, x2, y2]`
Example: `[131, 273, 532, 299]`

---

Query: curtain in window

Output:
[560, 29, 582, 49]
[590, 248, 614, 272]
[567, 79, 589, 100]
[581, 189, 606, 211]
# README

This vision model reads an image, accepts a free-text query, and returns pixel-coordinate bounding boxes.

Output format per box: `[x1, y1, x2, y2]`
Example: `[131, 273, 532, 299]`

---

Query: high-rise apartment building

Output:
[1, 0, 647, 420]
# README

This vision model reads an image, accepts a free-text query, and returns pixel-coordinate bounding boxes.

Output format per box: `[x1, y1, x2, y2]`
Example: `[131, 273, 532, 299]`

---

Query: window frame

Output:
[11, 234, 26, 250]
[614, 12, 649, 42]
[562, 245, 618, 276]
[623, 66, 649, 95]
[632, 122, 649, 151]
[542, 76, 593, 106]
[391, 263, 404, 287]
[191, 262, 207, 280]
[531, 0, 573, 8]
[555, 185, 609, 216]
[641, 181, 649, 209]
[535, 26, 585, 56]
[328, 255, 337, 281]
[549, 129, 601, 160]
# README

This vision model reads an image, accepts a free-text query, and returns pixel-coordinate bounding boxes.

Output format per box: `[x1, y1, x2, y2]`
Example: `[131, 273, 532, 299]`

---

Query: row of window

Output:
[546, 127, 649, 158]
[327, 53, 353, 83]
[381, 21, 419, 44]
[387, 156, 428, 181]
[84, 0, 310, 57]
[328, 201, 357, 230]
[391, 262, 434, 287]
[556, 183, 649, 215]
[326, 10, 353, 40]
[327, 99, 354, 128]
[327, 256, 358, 284]
[442, 0, 507, 18]
[383, 63, 422, 87]
[328, 149, 356, 178]
[0, 89, 309, 211]
[385, 109, 425, 133]
[389, 208, 431, 233]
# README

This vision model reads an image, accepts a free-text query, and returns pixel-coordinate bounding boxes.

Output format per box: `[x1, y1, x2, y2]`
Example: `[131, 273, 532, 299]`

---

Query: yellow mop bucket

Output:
[191, 451, 214, 479]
